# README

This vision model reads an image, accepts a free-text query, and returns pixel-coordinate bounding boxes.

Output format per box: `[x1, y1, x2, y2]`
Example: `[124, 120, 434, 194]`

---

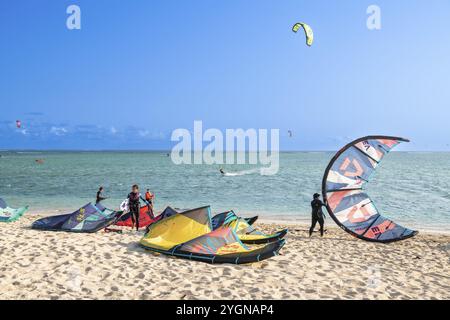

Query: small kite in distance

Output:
[16, 120, 21, 128]
[292, 22, 314, 47]
[288, 130, 293, 138]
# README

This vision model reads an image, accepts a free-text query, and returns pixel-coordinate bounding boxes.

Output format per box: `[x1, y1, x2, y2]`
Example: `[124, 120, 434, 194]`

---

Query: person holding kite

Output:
[309, 193, 326, 237]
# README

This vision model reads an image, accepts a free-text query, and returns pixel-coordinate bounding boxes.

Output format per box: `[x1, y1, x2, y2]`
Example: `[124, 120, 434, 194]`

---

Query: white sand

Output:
[0, 215, 449, 300]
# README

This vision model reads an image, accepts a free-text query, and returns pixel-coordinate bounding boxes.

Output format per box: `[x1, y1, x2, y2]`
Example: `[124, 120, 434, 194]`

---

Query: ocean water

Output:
[0, 151, 449, 232]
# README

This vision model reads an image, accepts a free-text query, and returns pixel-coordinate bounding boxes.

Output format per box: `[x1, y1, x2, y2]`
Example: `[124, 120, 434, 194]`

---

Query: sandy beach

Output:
[0, 214, 449, 300]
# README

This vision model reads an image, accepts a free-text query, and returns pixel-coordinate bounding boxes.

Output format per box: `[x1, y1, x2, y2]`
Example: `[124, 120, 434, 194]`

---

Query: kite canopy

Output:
[292, 22, 314, 46]
[0, 198, 28, 223]
[322, 136, 418, 243]
[211, 211, 239, 230]
[140, 206, 285, 264]
[116, 205, 157, 228]
[212, 211, 258, 230]
[32, 203, 123, 233]
[158, 206, 180, 219]
[116, 205, 180, 229]
[212, 211, 287, 244]
[133, 207, 257, 232]
[245, 215, 259, 226]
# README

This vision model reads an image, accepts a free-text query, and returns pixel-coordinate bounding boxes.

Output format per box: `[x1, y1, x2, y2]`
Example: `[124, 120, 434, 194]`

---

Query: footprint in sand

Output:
[221, 268, 232, 276]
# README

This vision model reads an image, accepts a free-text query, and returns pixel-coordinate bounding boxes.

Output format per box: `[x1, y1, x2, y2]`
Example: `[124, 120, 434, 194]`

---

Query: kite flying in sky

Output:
[292, 22, 314, 47]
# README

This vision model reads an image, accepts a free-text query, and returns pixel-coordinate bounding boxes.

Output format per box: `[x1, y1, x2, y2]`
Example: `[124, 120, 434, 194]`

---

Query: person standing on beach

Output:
[128, 184, 146, 231]
[309, 193, 325, 237]
[145, 189, 154, 209]
[96, 186, 107, 204]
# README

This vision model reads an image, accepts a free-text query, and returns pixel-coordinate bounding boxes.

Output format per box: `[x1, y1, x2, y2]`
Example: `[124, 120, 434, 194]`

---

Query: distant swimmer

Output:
[219, 168, 225, 175]
[309, 193, 326, 237]
[96, 186, 107, 204]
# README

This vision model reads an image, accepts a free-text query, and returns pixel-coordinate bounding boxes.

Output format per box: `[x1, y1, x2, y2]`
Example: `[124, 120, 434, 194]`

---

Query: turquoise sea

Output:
[0, 151, 449, 232]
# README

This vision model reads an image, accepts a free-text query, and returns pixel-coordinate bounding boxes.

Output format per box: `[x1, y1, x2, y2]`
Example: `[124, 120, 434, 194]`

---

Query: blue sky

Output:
[1, 0, 449, 150]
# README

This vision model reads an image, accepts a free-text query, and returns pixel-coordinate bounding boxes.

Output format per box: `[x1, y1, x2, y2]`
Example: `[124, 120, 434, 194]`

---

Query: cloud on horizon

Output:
[0, 119, 170, 150]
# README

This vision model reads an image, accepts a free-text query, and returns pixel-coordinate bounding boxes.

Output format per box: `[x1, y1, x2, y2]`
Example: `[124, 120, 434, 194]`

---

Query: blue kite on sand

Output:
[32, 203, 123, 233]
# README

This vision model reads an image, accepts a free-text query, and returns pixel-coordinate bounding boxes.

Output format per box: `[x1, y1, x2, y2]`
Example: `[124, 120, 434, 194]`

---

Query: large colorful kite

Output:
[322, 136, 418, 243]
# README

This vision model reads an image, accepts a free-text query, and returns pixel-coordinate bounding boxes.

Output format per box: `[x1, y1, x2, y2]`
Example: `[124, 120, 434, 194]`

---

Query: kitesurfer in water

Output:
[128, 184, 147, 231]
[309, 193, 325, 237]
[96, 186, 107, 204]
[219, 168, 225, 175]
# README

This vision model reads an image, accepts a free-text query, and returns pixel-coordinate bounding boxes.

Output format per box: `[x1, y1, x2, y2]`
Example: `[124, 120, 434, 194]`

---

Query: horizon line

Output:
[1, 149, 449, 153]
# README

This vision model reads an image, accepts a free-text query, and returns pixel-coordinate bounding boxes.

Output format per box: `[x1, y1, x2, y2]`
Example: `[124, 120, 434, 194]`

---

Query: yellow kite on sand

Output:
[139, 206, 286, 264]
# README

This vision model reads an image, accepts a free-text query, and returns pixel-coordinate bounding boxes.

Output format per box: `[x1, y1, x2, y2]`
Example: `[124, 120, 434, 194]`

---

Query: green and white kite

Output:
[292, 22, 314, 47]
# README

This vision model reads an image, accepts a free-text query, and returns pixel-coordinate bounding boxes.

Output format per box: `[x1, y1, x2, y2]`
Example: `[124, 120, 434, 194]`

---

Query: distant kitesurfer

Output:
[127, 184, 147, 231]
[309, 193, 325, 237]
[96, 186, 107, 204]
[219, 168, 225, 175]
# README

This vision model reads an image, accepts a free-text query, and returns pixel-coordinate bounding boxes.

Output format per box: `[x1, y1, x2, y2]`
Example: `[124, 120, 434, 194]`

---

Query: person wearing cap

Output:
[309, 193, 326, 237]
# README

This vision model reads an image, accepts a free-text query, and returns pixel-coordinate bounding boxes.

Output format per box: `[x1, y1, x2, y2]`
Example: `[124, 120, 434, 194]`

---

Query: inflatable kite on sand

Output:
[116, 205, 258, 232]
[139, 208, 276, 244]
[140, 206, 285, 264]
[322, 136, 418, 243]
[32, 203, 123, 233]
[116, 205, 179, 229]
[211, 211, 258, 230]
[212, 210, 287, 244]
[0, 198, 28, 223]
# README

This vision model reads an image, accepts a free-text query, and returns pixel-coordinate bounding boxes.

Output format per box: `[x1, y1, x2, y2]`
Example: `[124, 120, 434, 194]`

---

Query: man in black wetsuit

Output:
[96, 186, 107, 204]
[309, 193, 326, 237]
[127, 184, 147, 231]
